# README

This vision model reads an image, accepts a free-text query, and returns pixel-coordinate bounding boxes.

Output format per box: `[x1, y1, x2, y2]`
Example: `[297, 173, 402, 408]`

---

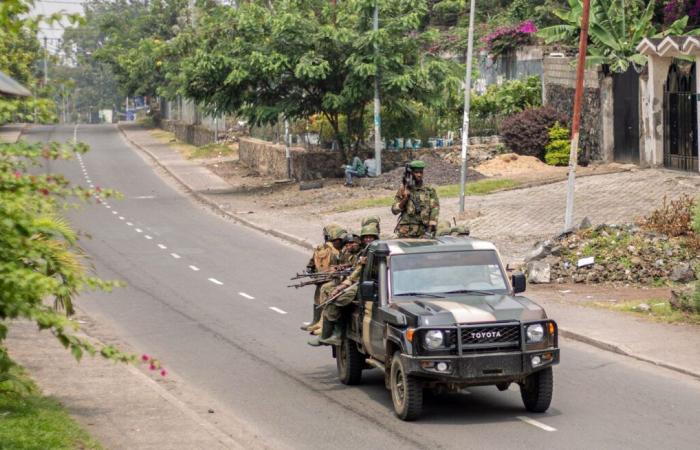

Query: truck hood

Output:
[392, 294, 546, 327]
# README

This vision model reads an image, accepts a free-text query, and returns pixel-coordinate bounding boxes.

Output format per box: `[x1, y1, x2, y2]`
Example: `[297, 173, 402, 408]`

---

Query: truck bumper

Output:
[400, 348, 559, 383]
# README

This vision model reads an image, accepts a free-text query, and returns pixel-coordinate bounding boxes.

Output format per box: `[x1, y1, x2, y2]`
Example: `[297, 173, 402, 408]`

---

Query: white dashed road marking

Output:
[112, 211, 118, 215]
[158, 244, 167, 250]
[135, 228, 143, 233]
[144, 235, 153, 240]
[126, 222, 133, 226]
[189, 265, 200, 271]
[208, 278, 223, 285]
[269, 307, 287, 315]
[119, 216, 125, 220]
[516, 416, 556, 432]
[239, 292, 255, 300]
[170, 253, 181, 259]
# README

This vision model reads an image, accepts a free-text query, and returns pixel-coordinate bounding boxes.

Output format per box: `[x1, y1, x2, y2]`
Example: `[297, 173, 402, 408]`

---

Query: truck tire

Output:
[520, 367, 553, 413]
[337, 338, 363, 385]
[390, 352, 423, 421]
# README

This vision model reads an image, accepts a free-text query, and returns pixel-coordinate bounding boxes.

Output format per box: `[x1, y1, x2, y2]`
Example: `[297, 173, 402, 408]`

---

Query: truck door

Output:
[361, 253, 386, 358]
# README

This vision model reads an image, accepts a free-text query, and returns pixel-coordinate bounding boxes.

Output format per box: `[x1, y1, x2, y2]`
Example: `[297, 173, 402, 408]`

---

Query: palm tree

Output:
[539, 0, 698, 72]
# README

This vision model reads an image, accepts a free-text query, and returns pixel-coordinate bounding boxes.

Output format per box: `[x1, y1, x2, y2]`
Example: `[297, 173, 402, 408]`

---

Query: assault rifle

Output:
[287, 265, 353, 289]
[315, 282, 359, 309]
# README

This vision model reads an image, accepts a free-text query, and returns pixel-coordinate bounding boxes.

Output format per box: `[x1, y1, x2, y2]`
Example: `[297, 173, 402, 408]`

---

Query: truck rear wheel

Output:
[520, 367, 553, 413]
[390, 352, 423, 421]
[337, 338, 363, 385]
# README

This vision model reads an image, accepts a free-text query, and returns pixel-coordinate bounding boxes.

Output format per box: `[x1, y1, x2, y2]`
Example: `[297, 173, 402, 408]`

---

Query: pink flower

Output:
[160, 369, 167, 377]
[14, 171, 21, 179]
[517, 20, 538, 34]
[141, 354, 150, 361]
[149, 363, 157, 371]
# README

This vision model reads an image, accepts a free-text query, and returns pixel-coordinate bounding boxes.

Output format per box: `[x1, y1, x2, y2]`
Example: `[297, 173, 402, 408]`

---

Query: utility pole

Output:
[564, 0, 592, 230]
[458, 0, 476, 213]
[284, 118, 291, 179]
[43, 36, 48, 86]
[373, 1, 382, 175]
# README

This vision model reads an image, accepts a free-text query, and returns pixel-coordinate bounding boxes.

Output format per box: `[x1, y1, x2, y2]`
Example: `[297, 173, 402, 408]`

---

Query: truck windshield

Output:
[390, 250, 508, 297]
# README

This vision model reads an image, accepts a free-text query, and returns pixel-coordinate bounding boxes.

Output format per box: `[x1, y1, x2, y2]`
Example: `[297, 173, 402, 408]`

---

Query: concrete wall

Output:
[640, 56, 672, 168]
[543, 56, 613, 162]
[161, 119, 216, 147]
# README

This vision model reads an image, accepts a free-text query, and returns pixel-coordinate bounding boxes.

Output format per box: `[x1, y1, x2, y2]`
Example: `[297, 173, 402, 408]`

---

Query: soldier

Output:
[391, 160, 439, 238]
[300, 224, 347, 332]
[309, 218, 380, 346]
[339, 232, 361, 266]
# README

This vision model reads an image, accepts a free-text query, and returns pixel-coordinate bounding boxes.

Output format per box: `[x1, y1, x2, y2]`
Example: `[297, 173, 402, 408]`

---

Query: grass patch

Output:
[188, 143, 237, 160]
[436, 178, 520, 197]
[148, 129, 236, 160]
[589, 299, 700, 326]
[0, 365, 102, 450]
[332, 178, 520, 213]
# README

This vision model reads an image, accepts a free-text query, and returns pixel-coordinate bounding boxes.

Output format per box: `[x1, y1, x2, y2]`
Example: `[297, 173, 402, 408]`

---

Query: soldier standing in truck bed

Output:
[391, 160, 439, 238]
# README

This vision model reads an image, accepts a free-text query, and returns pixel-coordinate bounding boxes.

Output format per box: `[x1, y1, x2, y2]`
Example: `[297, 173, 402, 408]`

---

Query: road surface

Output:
[25, 124, 700, 449]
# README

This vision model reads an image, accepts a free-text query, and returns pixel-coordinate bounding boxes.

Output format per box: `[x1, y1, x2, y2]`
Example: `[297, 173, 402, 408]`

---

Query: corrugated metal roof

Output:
[0, 70, 31, 97]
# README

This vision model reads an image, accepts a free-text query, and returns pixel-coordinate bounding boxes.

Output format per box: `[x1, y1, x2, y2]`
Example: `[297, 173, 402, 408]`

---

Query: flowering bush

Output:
[482, 21, 538, 57]
[500, 106, 568, 159]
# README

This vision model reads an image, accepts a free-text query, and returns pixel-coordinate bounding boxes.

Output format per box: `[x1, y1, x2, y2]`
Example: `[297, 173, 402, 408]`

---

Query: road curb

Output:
[118, 124, 700, 382]
[559, 328, 700, 381]
[117, 124, 314, 251]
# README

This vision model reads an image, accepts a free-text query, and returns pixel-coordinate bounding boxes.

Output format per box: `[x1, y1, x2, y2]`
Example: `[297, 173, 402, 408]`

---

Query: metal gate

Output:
[613, 67, 640, 162]
[663, 62, 698, 171]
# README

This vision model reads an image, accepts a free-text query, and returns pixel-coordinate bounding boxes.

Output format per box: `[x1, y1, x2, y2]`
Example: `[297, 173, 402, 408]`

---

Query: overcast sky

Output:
[33, 0, 86, 51]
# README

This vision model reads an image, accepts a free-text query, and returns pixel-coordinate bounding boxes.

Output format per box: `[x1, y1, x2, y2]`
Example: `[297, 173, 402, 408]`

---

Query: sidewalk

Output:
[118, 123, 700, 381]
[5, 312, 266, 450]
[0, 123, 26, 143]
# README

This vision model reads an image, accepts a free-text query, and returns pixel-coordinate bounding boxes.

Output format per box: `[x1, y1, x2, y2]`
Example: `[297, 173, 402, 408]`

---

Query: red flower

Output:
[160, 369, 167, 377]
[141, 354, 150, 362]
[149, 363, 157, 371]
[40, 188, 49, 196]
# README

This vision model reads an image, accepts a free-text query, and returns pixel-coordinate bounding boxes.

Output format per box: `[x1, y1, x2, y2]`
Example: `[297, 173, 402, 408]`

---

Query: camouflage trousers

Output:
[323, 285, 358, 322]
[396, 223, 427, 238]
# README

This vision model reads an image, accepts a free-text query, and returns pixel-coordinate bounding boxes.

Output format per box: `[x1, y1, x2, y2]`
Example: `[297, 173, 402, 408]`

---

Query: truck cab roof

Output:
[370, 237, 498, 256]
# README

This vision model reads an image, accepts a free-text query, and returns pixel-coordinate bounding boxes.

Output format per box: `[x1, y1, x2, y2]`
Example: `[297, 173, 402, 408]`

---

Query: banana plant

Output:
[538, 0, 700, 73]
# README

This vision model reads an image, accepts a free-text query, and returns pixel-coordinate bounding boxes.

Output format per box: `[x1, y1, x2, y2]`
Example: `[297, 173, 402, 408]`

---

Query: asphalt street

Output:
[26, 124, 700, 449]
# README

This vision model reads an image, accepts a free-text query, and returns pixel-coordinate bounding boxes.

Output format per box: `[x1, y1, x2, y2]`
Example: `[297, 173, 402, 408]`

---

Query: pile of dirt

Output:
[358, 153, 484, 189]
[476, 153, 559, 177]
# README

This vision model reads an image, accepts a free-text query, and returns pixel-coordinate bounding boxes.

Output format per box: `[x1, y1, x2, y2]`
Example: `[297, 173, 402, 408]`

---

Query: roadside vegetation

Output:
[333, 178, 519, 213]
[589, 298, 700, 326]
[149, 129, 237, 160]
[0, 365, 102, 450]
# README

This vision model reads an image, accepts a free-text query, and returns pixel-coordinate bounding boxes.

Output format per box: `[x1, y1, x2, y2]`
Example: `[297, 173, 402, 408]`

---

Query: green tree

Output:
[175, 0, 460, 152]
[538, 0, 700, 73]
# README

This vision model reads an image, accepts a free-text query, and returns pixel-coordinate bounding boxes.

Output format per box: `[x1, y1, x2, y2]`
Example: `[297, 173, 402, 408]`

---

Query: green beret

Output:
[408, 160, 426, 170]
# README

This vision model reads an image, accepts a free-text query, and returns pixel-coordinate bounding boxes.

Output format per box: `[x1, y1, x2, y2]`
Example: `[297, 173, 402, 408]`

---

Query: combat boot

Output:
[319, 322, 342, 346]
[301, 305, 322, 331]
[308, 319, 334, 347]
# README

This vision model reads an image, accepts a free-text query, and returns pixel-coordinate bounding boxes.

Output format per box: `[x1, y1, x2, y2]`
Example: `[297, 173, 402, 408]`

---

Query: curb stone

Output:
[117, 124, 700, 381]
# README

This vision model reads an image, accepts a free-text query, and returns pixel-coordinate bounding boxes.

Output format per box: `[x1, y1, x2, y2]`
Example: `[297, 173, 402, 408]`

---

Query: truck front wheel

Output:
[520, 367, 553, 413]
[337, 338, 363, 385]
[390, 352, 423, 421]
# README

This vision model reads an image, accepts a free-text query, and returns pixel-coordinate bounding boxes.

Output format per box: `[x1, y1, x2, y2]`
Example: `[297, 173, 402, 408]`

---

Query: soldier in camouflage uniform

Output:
[391, 160, 440, 238]
[300, 224, 347, 332]
[309, 218, 380, 346]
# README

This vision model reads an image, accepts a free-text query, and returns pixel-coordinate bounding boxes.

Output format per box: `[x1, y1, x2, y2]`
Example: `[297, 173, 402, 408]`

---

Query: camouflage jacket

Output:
[391, 184, 440, 227]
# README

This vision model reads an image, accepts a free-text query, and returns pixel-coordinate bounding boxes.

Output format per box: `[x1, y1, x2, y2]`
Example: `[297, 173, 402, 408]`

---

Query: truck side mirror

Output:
[512, 272, 526, 294]
[359, 280, 378, 300]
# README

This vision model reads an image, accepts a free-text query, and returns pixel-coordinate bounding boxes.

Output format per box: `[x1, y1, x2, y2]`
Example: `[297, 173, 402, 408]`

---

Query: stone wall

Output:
[160, 119, 216, 147]
[543, 56, 612, 162]
[239, 137, 344, 181]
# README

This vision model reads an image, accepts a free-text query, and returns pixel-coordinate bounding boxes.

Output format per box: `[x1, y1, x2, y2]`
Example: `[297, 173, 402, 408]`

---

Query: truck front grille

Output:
[459, 323, 520, 353]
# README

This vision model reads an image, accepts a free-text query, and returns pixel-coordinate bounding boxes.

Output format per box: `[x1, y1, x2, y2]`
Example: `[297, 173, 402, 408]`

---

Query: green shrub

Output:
[471, 75, 542, 119]
[432, 0, 462, 26]
[500, 106, 568, 159]
[544, 122, 571, 166]
[692, 198, 700, 235]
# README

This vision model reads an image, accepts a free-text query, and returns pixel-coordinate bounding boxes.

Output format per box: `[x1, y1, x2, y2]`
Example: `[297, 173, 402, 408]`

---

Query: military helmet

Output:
[343, 232, 360, 244]
[360, 222, 380, 237]
[450, 224, 471, 236]
[327, 226, 347, 241]
[436, 220, 452, 237]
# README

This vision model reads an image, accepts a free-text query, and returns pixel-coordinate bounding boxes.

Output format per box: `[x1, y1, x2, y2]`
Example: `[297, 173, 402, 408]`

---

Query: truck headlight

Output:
[424, 330, 444, 349]
[526, 324, 545, 343]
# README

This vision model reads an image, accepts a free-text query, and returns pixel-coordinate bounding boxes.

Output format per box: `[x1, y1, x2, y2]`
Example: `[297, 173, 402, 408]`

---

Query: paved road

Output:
[28, 124, 700, 449]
